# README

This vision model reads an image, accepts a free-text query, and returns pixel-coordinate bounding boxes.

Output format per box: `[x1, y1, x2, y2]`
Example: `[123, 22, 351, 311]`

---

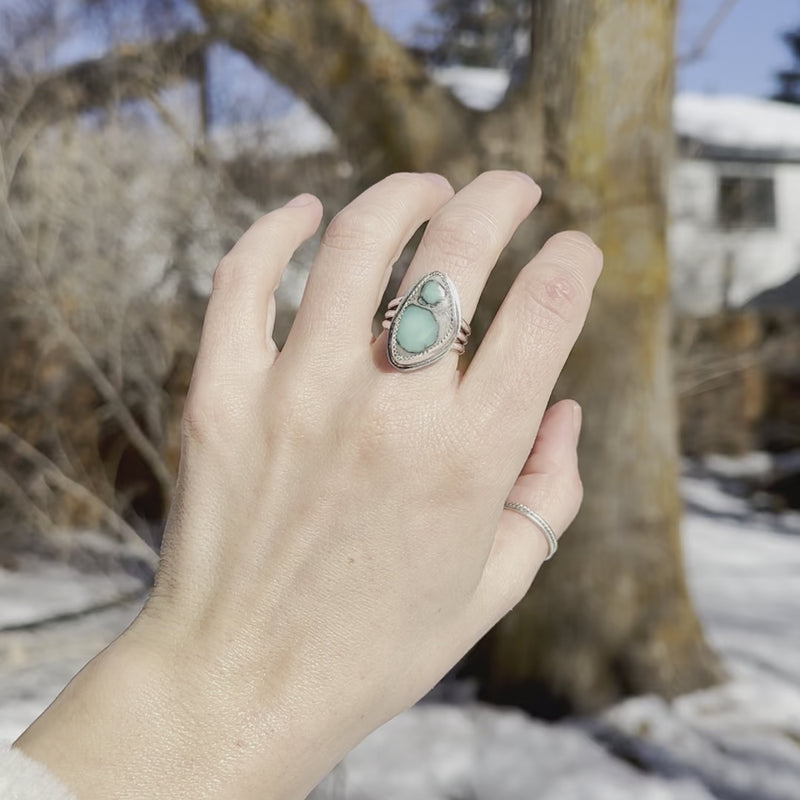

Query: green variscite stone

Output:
[420, 279, 445, 305]
[395, 304, 439, 353]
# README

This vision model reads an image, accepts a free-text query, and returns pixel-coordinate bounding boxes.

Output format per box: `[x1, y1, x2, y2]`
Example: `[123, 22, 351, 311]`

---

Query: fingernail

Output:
[572, 402, 582, 442]
[285, 193, 317, 207]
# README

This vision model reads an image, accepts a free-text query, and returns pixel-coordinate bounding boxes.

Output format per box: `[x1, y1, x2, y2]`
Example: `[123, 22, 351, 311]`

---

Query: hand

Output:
[16, 172, 601, 800]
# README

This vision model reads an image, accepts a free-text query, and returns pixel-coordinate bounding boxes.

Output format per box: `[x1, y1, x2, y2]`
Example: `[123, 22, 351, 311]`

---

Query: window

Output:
[718, 175, 776, 230]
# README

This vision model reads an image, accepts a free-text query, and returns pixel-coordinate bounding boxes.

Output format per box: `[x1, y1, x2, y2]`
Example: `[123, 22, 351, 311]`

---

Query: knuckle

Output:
[343, 396, 392, 450]
[521, 265, 589, 329]
[426, 209, 498, 268]
[493, 559, 535, 614]
[571, 472, 585, 511]
[268, 382, 327, 446]
[437, 414, 486, 491]
[525, 451, 563, 479]
[211, 254, 246, 293]
[181, 391, 219, 447]
[567, 466, 584, 517]
[275, 409, 324, 448]
[507, 569, 535, 609]
[182, 382, 263, 449]
[322, 207, 391, 255]
[332, 388, 418, 475]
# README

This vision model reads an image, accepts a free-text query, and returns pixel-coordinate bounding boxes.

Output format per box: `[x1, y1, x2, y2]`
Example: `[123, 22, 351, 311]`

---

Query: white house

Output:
[671, 93, 800, 316]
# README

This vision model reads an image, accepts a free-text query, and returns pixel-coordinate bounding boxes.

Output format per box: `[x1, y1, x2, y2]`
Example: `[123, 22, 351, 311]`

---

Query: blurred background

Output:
[1, 1, 799, 798]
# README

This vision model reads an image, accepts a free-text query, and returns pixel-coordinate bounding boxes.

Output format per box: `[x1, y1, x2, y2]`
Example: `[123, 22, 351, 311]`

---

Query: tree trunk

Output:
[467, 0, 724, 715]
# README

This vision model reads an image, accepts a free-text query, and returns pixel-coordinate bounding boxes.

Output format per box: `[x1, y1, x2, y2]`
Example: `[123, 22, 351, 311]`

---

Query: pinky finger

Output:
[468, 399, 583, 629]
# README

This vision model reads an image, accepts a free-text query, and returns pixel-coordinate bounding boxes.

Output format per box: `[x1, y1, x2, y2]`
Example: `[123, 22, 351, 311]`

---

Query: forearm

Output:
[13, 620, 340, 800]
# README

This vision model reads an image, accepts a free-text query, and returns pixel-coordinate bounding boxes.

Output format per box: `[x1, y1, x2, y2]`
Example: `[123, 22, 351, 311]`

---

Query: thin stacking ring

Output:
[503, 502, 558, 560]
[383, 271, 470, 371]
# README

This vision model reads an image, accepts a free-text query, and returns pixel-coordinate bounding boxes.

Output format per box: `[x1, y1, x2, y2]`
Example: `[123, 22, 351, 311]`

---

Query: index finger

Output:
[459, 230, 602, 462]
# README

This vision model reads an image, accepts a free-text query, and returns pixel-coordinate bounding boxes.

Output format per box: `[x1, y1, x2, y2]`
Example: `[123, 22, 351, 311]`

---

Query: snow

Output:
[674, 93, 800, 154]
[701, 451, 774, 480]
[2, 470, 800, 798]
[681, 474, 800, 687]
[0, 602, 142, 746]
[588, 470, 800, 800]
[0, 559, 143, 630]
[335, 703, 715, 800]
[431, 66, 511, 111]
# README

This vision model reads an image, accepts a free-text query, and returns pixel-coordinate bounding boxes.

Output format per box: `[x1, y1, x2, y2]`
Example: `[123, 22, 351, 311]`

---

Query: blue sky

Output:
[675, 0, 800, 96]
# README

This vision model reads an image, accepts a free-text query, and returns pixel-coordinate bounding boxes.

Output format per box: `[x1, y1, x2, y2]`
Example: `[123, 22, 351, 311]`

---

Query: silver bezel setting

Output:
[384, 271, 466, 371]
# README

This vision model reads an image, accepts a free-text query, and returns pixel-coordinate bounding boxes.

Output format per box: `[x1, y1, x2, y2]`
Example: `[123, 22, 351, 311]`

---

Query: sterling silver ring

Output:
[383, 271, 470, 371]
[503, 502, 558, 560]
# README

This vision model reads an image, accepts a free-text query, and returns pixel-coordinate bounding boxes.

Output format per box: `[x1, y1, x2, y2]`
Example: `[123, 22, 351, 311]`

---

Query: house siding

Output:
[670, 157, 800, 315]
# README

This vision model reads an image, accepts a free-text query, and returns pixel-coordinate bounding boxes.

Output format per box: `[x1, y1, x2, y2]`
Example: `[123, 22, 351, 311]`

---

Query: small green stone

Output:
[395, 305, 439, 353]
[420, 280, 445, 305]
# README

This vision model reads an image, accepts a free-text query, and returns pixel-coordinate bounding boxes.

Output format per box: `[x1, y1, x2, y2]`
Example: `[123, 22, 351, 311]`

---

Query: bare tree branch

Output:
[0, 162, 176, 509]
[194, 0, 474, 174]
[0, 465, 55, 532]
[677, 0, 738, 65]
[1, 32, 209, 144]
[678, 352, 762, 397]
[0, 421, 159, 569]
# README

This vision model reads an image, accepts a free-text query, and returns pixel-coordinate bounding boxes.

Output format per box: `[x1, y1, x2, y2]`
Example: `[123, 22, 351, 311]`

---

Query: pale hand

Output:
[16, 172, 602, 800]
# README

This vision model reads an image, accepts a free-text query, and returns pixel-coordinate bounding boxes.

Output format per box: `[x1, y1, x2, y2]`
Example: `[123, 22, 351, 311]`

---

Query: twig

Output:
[0, 466, 55, 532]
[0, 168, 175, 508]
[677, 0, 738, 65]
[144, 90, 262, 224]
[678, 352, 762, 397]
[0, 421, 159, 569]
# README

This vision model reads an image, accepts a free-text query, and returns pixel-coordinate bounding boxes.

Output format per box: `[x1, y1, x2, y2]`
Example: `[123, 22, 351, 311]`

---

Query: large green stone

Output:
[395, 304, 439, 353]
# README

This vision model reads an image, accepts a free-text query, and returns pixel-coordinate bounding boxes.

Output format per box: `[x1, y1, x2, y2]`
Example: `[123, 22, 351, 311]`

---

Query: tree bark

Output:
[469, 0, 724, 714]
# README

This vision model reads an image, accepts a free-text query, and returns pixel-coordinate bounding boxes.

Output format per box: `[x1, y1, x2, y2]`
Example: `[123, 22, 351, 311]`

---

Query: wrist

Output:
[13, 617, 338, 800]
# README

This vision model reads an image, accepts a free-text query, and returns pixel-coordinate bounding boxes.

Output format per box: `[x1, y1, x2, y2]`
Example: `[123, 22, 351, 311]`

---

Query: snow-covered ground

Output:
[2, 469, 799, 799]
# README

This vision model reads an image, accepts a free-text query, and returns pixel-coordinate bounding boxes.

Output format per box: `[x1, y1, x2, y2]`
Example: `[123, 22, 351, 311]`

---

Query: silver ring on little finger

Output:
[502, 502, 559, 560]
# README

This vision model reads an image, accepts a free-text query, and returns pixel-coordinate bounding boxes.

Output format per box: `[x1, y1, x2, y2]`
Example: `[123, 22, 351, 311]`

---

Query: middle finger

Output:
[377, 171, 541, 375]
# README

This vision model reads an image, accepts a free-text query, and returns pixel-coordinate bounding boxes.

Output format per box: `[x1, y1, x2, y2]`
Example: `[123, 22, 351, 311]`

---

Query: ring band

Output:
[384, 271, 470, 371]
[503, 502, 558, 560]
